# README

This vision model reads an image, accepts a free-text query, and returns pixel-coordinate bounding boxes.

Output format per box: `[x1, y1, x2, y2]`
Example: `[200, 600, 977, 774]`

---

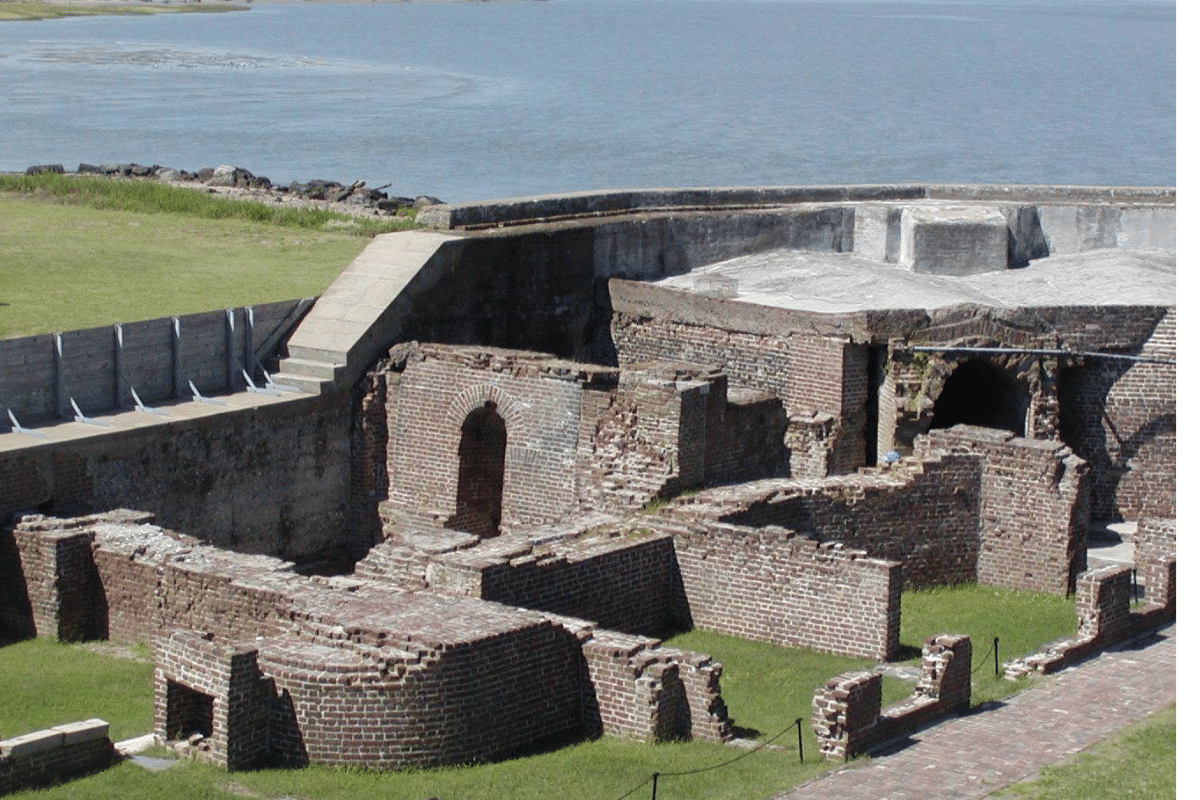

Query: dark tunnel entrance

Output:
[930, 359, 1028, 436]
[451, 402, 508, 538]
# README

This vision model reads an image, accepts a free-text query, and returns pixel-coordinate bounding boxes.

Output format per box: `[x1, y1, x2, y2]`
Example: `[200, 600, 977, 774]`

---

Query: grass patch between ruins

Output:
[899, 582, 1079, 705]
[0, 176, 424, 338]
[0, 637, 152, 742]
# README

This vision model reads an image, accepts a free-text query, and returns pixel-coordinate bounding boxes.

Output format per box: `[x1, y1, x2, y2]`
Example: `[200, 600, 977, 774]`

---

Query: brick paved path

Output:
[776, 624, 1175, 800]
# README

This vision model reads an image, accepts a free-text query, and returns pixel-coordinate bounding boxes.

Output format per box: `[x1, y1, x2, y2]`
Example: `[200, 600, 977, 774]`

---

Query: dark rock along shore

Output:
[21, 162, 445, 216]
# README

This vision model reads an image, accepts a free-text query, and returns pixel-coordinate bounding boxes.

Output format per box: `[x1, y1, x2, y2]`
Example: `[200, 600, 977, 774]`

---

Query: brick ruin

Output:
[0, 185, 1176, 769]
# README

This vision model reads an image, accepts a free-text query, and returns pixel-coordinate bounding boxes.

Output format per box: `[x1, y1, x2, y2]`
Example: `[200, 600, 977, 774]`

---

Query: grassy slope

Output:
[0, 197, 366, 337]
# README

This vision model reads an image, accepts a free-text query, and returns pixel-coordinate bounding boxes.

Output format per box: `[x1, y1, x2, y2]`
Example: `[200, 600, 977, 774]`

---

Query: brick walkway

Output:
[776, 624, 1176, 800]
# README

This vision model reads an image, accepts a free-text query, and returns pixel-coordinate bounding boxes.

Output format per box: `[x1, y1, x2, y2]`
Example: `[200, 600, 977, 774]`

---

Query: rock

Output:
[26, 164, 65, 175]
[413, 195, 444, 209]
[77, 163, 104, 174]
[130, 164, 155, 177]
[207, 164, 239, 187]
[155, 167, 184, 182]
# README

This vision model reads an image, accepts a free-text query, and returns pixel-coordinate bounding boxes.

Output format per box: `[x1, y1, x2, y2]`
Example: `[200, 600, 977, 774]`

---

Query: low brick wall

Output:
[0, 720, 115, 794]
[1004, 560, 1175, 678]
[812, 634, 972, 760]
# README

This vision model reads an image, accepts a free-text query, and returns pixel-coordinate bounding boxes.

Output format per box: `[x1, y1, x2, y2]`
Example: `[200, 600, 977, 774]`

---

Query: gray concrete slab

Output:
[657, 247, 1174, 313]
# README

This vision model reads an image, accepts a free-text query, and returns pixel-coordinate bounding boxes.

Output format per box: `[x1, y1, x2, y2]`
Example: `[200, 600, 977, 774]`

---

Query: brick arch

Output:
[447, 384, 528, 444]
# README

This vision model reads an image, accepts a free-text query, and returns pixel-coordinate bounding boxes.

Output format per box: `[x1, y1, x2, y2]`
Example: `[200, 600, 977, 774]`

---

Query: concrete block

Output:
[53, 719, 109, 745]
[1, 729, 64, 759]
[900, 206, 1008, 275]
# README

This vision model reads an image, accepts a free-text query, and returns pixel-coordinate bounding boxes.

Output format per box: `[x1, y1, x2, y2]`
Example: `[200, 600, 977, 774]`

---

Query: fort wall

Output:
[0, 393, 351, 563]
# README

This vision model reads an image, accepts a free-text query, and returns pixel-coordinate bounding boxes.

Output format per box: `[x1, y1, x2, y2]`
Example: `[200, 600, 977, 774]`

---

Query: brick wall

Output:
[811, 634, 972, 760]
[385, 347, 605, 533]
[610, 304, 865, 477]
[1059, 308, 1175, 520]
[0, 720, 115, 794]
[917, 426, 1090, 595]
[154, 631, 272, 770]
[1004, 561, 1175, 678]
[668, 451, 984, 589]
[652, 519, 901, 660]
[580, 628, 731, 743]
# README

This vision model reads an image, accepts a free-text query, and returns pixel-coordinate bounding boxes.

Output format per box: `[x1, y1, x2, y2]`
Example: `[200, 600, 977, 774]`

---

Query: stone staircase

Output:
[271, 345, 347, 395]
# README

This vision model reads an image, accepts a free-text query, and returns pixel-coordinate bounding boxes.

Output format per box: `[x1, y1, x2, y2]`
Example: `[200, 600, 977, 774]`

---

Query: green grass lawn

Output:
[0, 638, 152, 742]
[0, 175, 421, 339]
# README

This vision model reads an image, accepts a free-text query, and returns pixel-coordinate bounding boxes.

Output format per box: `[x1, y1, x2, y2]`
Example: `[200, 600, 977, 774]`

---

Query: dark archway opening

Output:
[450, 402, 508, 538]
[930, 359, 1028, 436]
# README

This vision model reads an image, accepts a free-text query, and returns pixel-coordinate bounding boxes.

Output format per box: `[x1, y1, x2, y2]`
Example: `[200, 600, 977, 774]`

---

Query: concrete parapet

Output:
[899, 206, 1009, 275]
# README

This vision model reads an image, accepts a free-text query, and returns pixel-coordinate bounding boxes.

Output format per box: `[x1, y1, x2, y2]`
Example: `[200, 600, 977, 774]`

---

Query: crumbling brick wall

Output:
[917, 426, 1089, 595]
[154, 631, 272, 770]
[812, 634, 972, 760]
[666, 450, 983, 589]
[579, 628, 731, 743]
[1004, 560, 1174, 678]
[609, 284, 868, 477]
[1057, 308, 1175, 520]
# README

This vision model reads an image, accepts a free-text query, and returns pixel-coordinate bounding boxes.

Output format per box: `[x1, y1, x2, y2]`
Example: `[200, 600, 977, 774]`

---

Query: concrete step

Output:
[284, 344, 350, 364]
[277, 357, 345, 381]
[269, 372, 330, 395]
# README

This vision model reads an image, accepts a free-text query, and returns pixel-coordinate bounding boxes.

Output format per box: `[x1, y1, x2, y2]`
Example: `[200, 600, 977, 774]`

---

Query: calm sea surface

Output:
[0, 0, 1175, 202]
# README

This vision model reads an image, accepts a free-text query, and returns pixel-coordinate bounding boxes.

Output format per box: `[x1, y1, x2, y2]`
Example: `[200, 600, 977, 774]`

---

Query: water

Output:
[0, 0, 1175, 202]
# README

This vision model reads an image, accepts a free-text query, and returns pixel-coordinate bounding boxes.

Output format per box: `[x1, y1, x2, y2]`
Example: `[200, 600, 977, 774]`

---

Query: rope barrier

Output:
[971, 637, 996, 674]
[613, 720, 800, 799]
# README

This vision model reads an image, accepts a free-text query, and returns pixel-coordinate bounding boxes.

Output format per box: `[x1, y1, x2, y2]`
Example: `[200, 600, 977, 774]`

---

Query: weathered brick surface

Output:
[611, 304, 864, 476]
[665, 451, 983, 589]
[0, 720, 115, 795]
[1058, 308, 1175, 520]
[917, 427, 1089, 595]
[651, 519, 901, 660]
[812, 634, 972, 760]
[579, 628, 731, 743]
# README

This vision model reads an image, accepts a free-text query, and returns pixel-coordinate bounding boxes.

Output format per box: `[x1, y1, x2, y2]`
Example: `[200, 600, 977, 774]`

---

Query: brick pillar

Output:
[811, 671, 881, 761]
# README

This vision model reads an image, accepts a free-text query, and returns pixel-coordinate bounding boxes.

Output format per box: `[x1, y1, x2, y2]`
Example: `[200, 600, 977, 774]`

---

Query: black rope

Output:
[614, 774, 656, 800]
[971, 637, 996, 674]
[612, 720, 801, 799]
[659, 720, 798, 778]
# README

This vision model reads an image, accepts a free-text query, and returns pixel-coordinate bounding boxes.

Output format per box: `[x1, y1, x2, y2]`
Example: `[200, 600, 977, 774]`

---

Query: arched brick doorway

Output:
[450, 402, 507, 537]
[930, 359, 1028, 436]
